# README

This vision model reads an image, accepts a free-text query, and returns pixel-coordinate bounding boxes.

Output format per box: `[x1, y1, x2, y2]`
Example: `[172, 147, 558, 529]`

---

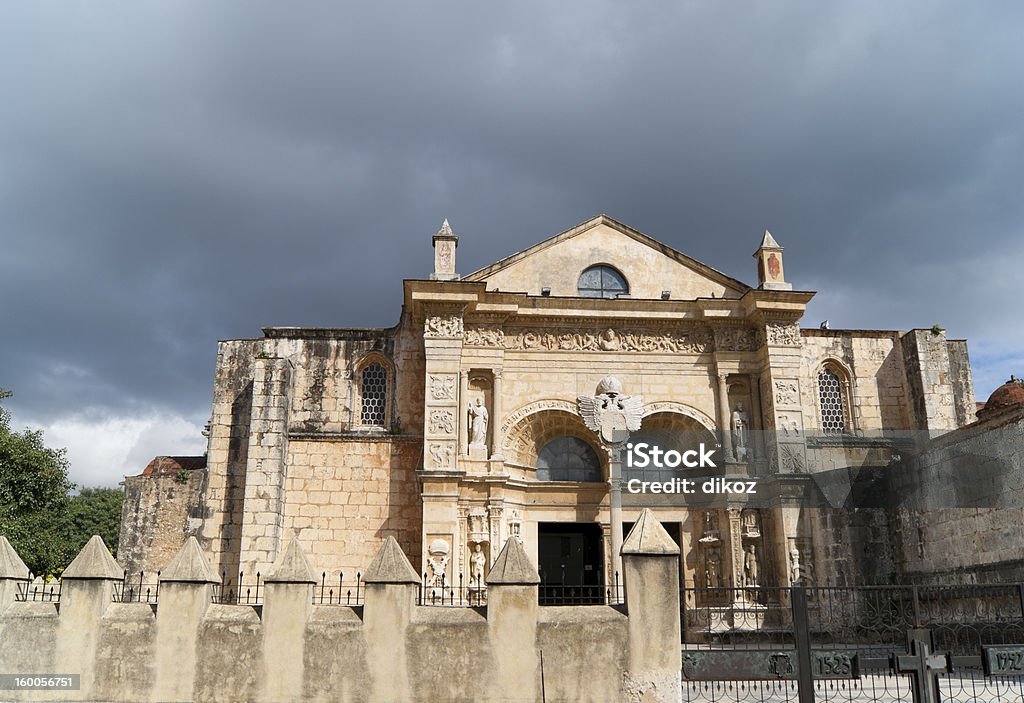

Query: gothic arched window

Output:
[817, 367, 847, 434]
[360, 362, 389, 426]
[536, 436, 602, 482]
[578, 265, 628, 299]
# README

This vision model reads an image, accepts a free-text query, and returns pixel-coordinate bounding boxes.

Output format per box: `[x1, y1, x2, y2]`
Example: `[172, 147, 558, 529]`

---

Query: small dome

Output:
[979, 375, 1024, 418]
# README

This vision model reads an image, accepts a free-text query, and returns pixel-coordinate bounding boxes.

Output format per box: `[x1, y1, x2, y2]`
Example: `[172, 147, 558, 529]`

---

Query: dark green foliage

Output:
[60, 487, 124, 559]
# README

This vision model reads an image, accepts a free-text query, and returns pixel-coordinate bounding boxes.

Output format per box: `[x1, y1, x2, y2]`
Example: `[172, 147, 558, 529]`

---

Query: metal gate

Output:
[680, 584, 1024, 702]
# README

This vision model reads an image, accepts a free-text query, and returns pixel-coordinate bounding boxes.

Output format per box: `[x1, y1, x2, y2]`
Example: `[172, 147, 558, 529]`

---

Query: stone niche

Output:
[466, 371, 493, 460]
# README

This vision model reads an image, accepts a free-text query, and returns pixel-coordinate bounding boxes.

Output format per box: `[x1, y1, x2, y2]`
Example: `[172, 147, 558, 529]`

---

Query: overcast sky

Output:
[3, 2, 1022, 488]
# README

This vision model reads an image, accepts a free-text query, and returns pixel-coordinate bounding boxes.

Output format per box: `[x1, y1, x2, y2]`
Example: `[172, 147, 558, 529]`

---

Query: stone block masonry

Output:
[0, 513, 682, 703]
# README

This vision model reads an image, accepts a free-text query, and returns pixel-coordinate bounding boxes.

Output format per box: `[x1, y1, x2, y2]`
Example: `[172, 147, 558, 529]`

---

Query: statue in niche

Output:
[705, 551, 720, 588]
[731, 403, 749, 461]
[790, 546, 802, 585]
[744, 544, 759, 587]
[470, 543, 486, 587]
[468, 398, 489, 447]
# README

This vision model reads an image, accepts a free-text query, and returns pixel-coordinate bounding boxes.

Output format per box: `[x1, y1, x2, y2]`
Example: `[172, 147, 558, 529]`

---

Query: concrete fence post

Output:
[0, 535, 30, 612]
[621, 509, 682, 703]
[153, 536, 219, 703]
[486, 536, 541, 703]
[263, 538, 317, 702]
[56, 535, 124, 700]
[362, 535, 420, 703]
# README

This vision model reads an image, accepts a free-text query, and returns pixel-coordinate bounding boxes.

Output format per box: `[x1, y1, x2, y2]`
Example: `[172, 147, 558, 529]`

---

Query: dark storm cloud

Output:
[2, 1, 1022, 483]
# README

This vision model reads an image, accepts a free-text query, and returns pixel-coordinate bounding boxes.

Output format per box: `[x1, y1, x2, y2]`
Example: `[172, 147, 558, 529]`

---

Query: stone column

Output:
[621, 510, 682, 701]
[56, 536, 125, 699]
[490, 369, 504, 459]
[153, 537, 219, 703]
[263, 540, 317, 703]
[0, 536, 29, 612]
[459, 370, 469, 456]
[716, 373, 734, 461]
[239, 356, 291, 574]
[486, 537, 541, 701]
[749, 373, 764, 461]
[609, 445, 624, 587]
[725, 508, 744, 592]
[362, 536, 421, 703]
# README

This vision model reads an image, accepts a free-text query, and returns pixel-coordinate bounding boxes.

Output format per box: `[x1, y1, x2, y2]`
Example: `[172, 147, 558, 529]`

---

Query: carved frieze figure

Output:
[470, 543, 486, 586]
[731, 403, 749, 461]
[468, 398, 489, 447]
[599, 328, 621, 351]
[744, 544, 759, 587]
[577, 376, 643, 443]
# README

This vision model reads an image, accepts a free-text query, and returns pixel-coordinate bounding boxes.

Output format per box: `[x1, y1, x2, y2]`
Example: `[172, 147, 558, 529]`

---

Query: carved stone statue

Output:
[468, 398, 489, 447]
[705, 551, 720, 588]
[470, 543, 486, 586]
[790, 547, 802, 585]
[426, 539, 450, 594]
[731, 403, 749, 461]
[577, 376, 643, 444]
[744, 544, 759, 587]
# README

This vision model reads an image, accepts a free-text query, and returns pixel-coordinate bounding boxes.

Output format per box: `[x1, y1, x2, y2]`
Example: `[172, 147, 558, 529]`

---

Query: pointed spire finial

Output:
[753, 228, 791, 291]
[431, 218, 460, 281]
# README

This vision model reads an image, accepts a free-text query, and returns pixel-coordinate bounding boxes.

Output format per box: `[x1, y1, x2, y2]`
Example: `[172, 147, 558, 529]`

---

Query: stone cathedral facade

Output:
[119, 215, 982, 592]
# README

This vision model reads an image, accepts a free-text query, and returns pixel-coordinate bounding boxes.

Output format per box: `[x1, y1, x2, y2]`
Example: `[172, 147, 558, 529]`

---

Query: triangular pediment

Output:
[464, 215, 750, 300]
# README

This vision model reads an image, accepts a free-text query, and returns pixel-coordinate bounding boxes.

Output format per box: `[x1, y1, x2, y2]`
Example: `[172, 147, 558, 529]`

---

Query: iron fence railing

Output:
[419, 572, 487, 607]
[113, 570, 160, 604]
[15, 577, 61, 603]
[313, 571, 363, 606]
[212, 570, 263, 605]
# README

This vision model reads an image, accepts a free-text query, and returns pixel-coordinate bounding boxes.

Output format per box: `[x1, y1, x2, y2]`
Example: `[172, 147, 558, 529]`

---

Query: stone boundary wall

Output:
[0, 511, 682, 703]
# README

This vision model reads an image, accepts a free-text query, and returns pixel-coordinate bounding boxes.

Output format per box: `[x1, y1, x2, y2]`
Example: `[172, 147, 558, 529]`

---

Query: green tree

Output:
[0, 389, 75, 575]
[60, 487, 124, 558]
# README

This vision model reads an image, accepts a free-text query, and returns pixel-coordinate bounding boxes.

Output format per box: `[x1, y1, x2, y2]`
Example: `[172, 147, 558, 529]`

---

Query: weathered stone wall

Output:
[0, 516, 682, 703]
[890, 406, 1024, 583]
[280, 437, 422, 579]
[118, 464, 206, 576]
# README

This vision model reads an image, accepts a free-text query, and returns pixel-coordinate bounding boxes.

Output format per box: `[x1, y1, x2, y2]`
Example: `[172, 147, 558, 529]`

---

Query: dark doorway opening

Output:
[537, 522, 604, 605]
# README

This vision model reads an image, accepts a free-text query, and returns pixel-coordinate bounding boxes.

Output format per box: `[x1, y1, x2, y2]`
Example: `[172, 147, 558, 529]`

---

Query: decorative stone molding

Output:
[424, 315, 464, 338]
[640, 401, 718, 434]
[765, 321, 801, 346]
[500, 399, 579, 435]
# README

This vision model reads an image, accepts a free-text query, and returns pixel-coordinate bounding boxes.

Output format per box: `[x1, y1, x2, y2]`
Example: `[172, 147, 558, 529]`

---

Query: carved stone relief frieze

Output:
[774, 380, 800, 406]
[424, 315, 464, 338]
[463, 326, 505, 347]
[713, 327, 760, 352]
[429, 374, 457, 401]
[765, 321, 801, 346]
[428, 442, 455, 469]
[428, 408, 455, 435]
[500, 326, 713, 353]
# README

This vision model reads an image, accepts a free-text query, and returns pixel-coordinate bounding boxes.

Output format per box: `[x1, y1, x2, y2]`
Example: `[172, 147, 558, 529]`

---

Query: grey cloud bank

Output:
[2, 1, 1022, 486]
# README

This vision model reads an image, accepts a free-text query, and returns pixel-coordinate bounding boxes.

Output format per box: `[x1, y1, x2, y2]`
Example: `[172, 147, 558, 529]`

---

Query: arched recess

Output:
[626, 409, 720, 483]
[502, 405, 608, 479]
[815, 358, 856, 434]
[352, 351, 394, 429]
